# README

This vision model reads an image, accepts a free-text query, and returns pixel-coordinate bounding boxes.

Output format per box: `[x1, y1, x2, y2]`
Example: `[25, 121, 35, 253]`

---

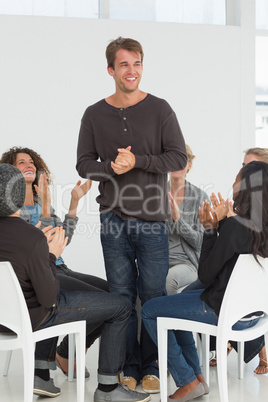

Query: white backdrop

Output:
[0, 15, 255, 277]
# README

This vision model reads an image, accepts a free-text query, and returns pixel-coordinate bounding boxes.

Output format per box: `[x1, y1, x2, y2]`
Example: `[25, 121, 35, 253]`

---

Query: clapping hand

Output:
[34, 173, 51, 217]
[210, 192, 229, 221]
[71, 179, 92, 202]
[68, 179, 92, 218]
[168, 192, 181, 222]
[44, 226, 68, 259]
[199, 200, 218, 229]
[111, 146, 136, 175]
[227, 201, 236, 217]
[40, 224, 53, 237]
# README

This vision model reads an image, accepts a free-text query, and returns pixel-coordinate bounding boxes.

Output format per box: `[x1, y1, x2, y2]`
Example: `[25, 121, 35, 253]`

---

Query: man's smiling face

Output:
[108, 48, 143, 94]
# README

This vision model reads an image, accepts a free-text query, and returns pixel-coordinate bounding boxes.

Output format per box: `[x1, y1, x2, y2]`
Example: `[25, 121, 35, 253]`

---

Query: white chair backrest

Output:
[218, 254, 268, 330]
[0, 261, 32, 337]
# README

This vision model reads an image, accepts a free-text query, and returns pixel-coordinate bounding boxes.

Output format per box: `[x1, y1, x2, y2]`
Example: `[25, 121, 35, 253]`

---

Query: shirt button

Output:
[123, 117, 126, 120]
[124, 128, 127, 131]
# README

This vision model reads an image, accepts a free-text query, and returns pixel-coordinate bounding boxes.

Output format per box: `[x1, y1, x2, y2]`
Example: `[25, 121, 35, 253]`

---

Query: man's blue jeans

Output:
[100, 211, 169, 382]
[142, 289, 260, 387]
[34, 289, 131, 385]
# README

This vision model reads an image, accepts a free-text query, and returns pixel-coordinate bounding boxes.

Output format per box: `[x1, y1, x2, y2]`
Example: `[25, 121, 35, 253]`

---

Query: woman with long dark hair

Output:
[142, 161, 268, 401]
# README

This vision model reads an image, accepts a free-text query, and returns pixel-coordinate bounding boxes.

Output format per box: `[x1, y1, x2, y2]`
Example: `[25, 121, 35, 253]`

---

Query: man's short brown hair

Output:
[106, 37, 144, 69]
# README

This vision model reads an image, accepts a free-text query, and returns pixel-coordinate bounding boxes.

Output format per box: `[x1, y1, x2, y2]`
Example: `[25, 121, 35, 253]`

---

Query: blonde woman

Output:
[166, 145, 209, 295]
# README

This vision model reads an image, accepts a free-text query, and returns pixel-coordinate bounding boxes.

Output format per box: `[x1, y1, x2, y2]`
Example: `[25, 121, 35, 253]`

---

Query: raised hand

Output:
[71, 179, 92, 203]
[34, 173, 51, 217]
[227, 201, 236, 217]
[68, 179, 92, 218]
[199, 200, 218, 230]
[168, 192, 181, 222]
[210, 192, 229, 221]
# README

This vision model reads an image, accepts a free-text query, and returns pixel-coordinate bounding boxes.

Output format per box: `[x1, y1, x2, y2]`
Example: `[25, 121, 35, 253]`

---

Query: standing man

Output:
[76, 37, 187, 393]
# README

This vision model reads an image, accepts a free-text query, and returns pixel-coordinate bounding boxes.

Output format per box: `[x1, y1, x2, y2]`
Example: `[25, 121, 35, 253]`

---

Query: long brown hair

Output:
[233, 161, 268, 261]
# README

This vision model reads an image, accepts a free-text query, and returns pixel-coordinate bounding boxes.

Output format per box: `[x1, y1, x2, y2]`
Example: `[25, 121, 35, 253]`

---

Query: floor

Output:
[1, 335, 268, 402]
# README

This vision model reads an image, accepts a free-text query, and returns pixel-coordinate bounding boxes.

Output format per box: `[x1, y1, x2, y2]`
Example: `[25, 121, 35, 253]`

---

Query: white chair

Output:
[4, 335, 76, 382]
[0, 261, 86, 402]
[157, 254, 268, 402]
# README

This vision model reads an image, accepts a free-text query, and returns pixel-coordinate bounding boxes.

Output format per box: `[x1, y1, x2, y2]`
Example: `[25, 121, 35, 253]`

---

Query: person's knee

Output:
[113, 294, 132, 319]
[166, 274, 178, 296]
[141, 298, 157, 321]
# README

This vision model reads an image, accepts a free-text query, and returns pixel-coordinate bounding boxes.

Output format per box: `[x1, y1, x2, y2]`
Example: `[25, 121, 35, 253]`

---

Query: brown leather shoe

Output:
[122, 376, 137, 391]
[141, 375, 160, 394]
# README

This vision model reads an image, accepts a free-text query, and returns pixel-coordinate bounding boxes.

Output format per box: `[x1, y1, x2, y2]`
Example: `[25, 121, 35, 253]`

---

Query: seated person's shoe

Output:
[201, 381, 209, 395]
[168, 383, 205, 402]
[94, 383, 151, 402]
[141, 375, 160, 394]
[33, 376, 61, 397]
[122, 376, 137, 390]
[56, 355, 90, 378]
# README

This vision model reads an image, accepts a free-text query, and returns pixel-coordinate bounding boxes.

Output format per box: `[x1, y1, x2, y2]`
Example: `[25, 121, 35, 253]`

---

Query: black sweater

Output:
[0, 217, 59, 328]
[199, 216, 252, 316]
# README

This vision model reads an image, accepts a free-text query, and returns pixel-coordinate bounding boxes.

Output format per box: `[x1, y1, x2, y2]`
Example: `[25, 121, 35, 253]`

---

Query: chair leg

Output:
[3, 350, 12, 376]
[68, 333, 75, 382]
[238, 341, 245, 379]
[23, 347, 35, 402]
[75, 330, 86, 402]
[217, 337, 229, 402]
[201, 333, 210, 386]
[157, 321, 168, 402]
[196, 333, 202, 366]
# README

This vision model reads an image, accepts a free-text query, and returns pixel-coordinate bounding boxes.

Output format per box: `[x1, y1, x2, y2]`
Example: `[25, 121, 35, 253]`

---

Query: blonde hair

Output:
[245, 147, 268, 164]
[186, 144, 195, 164]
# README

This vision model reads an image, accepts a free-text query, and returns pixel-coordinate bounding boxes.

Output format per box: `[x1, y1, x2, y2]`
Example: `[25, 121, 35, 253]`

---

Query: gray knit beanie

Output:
[0, 164, 26, 217]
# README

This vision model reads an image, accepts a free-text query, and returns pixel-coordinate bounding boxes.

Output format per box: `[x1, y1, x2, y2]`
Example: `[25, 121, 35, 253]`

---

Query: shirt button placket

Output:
[123, 115, 127, 133]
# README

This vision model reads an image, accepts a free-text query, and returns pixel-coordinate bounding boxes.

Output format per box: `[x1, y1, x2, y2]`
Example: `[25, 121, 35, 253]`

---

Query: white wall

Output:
[0, 13, 255, 277]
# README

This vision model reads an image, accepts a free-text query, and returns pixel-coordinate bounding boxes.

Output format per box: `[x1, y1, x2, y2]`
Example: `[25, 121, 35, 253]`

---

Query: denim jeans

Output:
[142, 290, 260, 387]
[56, 264, 109, 293]
[34, 289, 131, 384]
[182, 278, 207, 293]
[100, 211, 169, 382]
[55, 264, 109, 353]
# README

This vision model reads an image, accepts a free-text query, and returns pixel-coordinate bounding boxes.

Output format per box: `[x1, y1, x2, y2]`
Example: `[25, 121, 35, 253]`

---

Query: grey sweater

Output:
[20, 196, 78, 246]
[169, 181, 209, 268]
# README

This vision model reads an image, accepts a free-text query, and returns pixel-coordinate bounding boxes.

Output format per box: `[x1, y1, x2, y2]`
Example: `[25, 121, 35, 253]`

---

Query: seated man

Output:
[0, 163, 150, 402]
